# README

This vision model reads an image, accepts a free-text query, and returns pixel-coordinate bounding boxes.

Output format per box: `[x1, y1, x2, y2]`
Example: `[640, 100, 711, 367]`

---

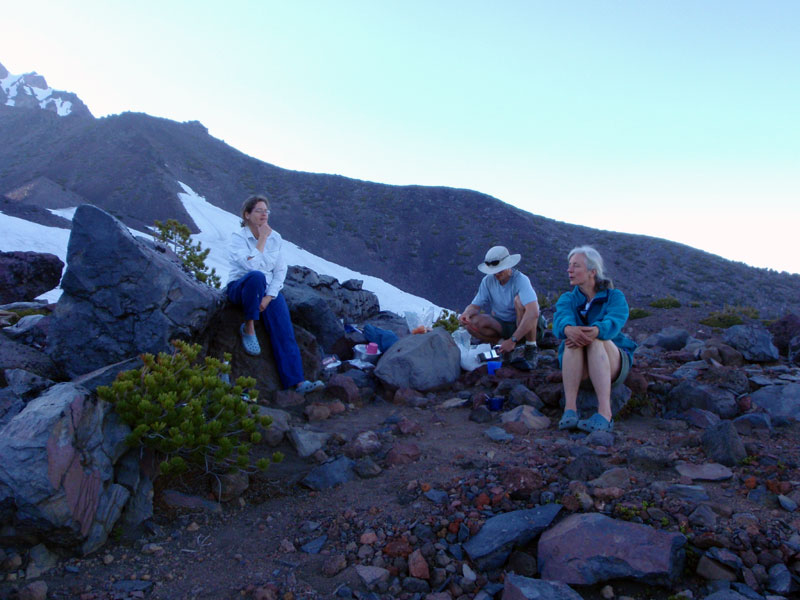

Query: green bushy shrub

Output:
[649, 296, 681, 309]
[699, 304, 758, 329]
[154, 219, 221, 288]
[97, 340, 281, 476]
[433, 309, 460, 333]
[628, 308, 651, 320]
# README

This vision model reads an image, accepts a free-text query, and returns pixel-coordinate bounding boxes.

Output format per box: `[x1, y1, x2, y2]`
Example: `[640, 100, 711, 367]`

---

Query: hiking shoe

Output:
[558, 409, 579, 430]
[504, 346, 534, 371]
[240, 323, 261, 356]
[576, 413, 614, 433]
[524, 343, 539, 368]
[295, 380, 324, 395]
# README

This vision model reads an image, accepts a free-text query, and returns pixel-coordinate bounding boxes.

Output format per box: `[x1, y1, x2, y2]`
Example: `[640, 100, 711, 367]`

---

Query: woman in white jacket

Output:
[226, 194, 322, 394]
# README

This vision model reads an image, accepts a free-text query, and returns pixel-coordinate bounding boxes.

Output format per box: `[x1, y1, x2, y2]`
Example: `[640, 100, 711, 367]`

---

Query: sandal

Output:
[240, 323, 261, 356]
[576, 413, 614, 433]
[558, 409, 579, 430]
[295, 380, 324, 395]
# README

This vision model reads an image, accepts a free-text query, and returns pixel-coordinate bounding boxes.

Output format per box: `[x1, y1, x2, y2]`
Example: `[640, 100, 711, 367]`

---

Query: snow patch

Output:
[176, 182, 445, 316]
[48, 207, 78, 220]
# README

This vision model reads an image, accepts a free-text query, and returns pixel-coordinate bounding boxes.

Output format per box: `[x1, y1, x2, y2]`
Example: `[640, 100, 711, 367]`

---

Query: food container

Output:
[354, 343, 381, 364]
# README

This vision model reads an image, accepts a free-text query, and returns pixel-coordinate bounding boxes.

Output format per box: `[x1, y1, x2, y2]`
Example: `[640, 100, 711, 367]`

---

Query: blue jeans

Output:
[226, 271, 304, 389]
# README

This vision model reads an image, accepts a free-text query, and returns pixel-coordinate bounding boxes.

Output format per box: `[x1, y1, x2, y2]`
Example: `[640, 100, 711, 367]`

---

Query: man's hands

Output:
[497, 338, 516, 354]
[564, 325, 599, 348]
[259, 295, 273, 312]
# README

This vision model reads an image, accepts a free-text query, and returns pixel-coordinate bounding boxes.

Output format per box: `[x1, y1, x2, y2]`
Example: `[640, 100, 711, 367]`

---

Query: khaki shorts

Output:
[613, 347, 632, 388]
[497, 314, 546, 344]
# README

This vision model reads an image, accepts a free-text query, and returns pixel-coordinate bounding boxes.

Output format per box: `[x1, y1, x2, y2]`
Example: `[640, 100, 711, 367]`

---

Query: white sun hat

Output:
[477, 245, 521, 274]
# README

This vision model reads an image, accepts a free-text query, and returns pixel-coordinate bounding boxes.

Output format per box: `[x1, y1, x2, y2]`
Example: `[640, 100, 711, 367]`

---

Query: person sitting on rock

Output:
[226, 194, 323, 395]
[553, 245, 637, 432]
[458, 245, 541, 370]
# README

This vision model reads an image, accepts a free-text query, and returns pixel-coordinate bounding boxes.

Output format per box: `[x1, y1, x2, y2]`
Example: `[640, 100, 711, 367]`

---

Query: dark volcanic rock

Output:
[537, 512, 686, 586]
[702, 421, 747, 466]
[0, 251, 64, 303]
[749, 384, 800, 423]
[502, 573, 582, 600]
[667, 381, 738, 419]
[463, 504, 561, 570]
[767, 313, 800, 356]
[47, 206, 223, 377]
[723, 324, 779, 363]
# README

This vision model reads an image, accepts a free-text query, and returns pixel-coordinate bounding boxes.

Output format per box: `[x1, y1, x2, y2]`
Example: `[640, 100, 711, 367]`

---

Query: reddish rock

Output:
[304, 402, 331, 421]
[474, 492, 491, 509]
[593, 487, 625, 501]
[408, 548, 430, 579]
[394, 387, 427, 407]
[744, 476, 758, 490]
[328, 400, 346, 415]
[386, 442, 421, 465]
[503, 421, 529, 436]
[560, 494, 580, 512]
[502, 467, 544, 498]
[325, 374, 361, 405]
[383, 538, 413, 558]
[625, 369, 648, 396]
[322, 554, 348, 577]
[397, 417, 423, 435]
[19, 580, 48, 600]
[273, 389, 305, 408]
[360, 531, 379, 545]
[345, 430, 381, 458]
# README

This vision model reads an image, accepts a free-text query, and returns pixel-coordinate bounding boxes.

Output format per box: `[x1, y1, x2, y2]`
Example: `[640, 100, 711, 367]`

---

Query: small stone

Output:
[601, 584, 615, 599]
[102, 554, 115, 565]
[408, 549, 430, 580]
[141, 543, 163, 555]
[322, 554, 348, 577]
[19, 581, 47, 600]
[187, 522, 200, 532]
[279, 539, 296, 552]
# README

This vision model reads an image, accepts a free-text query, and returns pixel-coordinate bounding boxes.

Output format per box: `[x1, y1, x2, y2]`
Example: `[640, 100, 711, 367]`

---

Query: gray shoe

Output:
[524, 343, 539, 368]
[505, 346, 534, 371]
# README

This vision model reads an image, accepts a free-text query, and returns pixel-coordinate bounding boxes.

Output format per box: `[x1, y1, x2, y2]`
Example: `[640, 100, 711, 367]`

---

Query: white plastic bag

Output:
[404, 307, 435, 333]
[452, 327, 490, 371]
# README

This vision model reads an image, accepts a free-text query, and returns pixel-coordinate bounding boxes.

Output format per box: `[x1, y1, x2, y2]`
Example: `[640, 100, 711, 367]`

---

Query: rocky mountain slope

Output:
[1, 65, 799, 317]
[0, 62, 92, 118]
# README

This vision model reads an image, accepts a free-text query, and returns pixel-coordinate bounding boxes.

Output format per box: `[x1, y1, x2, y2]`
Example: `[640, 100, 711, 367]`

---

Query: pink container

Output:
[366, 342, 379, 355]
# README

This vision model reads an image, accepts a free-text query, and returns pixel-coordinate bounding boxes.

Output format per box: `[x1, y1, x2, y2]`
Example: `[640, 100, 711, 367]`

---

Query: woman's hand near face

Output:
[259, 295, 273, 312]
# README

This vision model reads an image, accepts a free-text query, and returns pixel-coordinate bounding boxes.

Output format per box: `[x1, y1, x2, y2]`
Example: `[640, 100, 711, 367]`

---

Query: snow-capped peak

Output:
[0, 60, 92, 118]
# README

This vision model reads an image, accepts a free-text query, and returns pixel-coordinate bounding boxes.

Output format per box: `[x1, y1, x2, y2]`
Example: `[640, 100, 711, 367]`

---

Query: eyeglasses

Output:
[485, 259, 502, 267]
[251, 209, 270, 215]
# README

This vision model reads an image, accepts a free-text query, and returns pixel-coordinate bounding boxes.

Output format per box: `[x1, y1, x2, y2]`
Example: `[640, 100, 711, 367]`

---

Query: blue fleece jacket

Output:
[553, 286, 637, 366]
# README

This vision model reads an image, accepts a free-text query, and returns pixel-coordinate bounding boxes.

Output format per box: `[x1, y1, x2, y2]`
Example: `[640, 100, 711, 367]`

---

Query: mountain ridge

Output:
[1, 70, 798, 317]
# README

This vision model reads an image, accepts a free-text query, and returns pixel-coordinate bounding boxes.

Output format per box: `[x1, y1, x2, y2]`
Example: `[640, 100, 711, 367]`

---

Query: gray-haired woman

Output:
[552, 246, 637, 432]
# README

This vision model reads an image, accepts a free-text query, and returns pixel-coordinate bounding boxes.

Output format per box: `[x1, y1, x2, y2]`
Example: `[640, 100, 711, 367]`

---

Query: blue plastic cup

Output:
[487, 360, 501, 375]
[487, 396, 504, 411]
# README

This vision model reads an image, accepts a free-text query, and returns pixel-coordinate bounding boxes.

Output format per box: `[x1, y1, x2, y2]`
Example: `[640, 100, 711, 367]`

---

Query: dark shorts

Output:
[497, 315, 546, 344]
[612, 347, 632, 388]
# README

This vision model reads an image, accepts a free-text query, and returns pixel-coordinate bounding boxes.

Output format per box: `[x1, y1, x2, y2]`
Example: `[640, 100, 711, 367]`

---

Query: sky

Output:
[2, 1, 799, 273]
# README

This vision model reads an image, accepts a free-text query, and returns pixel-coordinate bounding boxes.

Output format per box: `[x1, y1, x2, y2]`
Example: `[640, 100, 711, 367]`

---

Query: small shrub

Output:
[97, 340, 281, 477]
[649, 296, 681, 309]
[433, 309, 460, 333]
[700, 311, 743, 328]
[154, 219, 221, 288]
[628, 308, 651, 320]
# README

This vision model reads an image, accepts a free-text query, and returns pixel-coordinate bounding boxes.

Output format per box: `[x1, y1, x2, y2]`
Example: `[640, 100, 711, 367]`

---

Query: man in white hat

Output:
[458, 246, 541, 369]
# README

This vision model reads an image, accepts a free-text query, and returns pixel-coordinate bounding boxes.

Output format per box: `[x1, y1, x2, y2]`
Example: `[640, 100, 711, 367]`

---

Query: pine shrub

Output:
[154, 219, 221, 288]
[433, 309, 460, 333]
[97, 340, 281, 476]
[649, 296, 681, 309]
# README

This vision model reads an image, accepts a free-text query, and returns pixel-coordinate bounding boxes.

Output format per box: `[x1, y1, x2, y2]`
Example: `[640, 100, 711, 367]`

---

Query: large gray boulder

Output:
[0, 383, 131, 554]
[667, 381, 738, 419]
[47, 205, 224, 377]
[642, 327, 690, 351]
[749, 384, 800, 423]
[374, 328, 461, 391]
[537, 513, 686, 586]
[0, 251, 64, 303]
[284, 266, 380, 324]
[723, 324, 779, 363]
[281, 284, 345, 352]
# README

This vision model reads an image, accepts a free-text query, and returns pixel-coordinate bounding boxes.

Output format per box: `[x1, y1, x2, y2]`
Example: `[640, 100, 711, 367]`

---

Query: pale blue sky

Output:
[3, 1, 799, 273]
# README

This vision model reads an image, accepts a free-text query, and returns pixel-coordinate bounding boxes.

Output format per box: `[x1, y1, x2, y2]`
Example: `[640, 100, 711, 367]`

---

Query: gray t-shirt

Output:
[471, 270, 538, 322]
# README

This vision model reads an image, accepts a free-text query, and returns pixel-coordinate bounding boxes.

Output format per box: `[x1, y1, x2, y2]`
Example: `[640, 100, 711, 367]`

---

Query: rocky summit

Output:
[1, 207, 800, 600]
